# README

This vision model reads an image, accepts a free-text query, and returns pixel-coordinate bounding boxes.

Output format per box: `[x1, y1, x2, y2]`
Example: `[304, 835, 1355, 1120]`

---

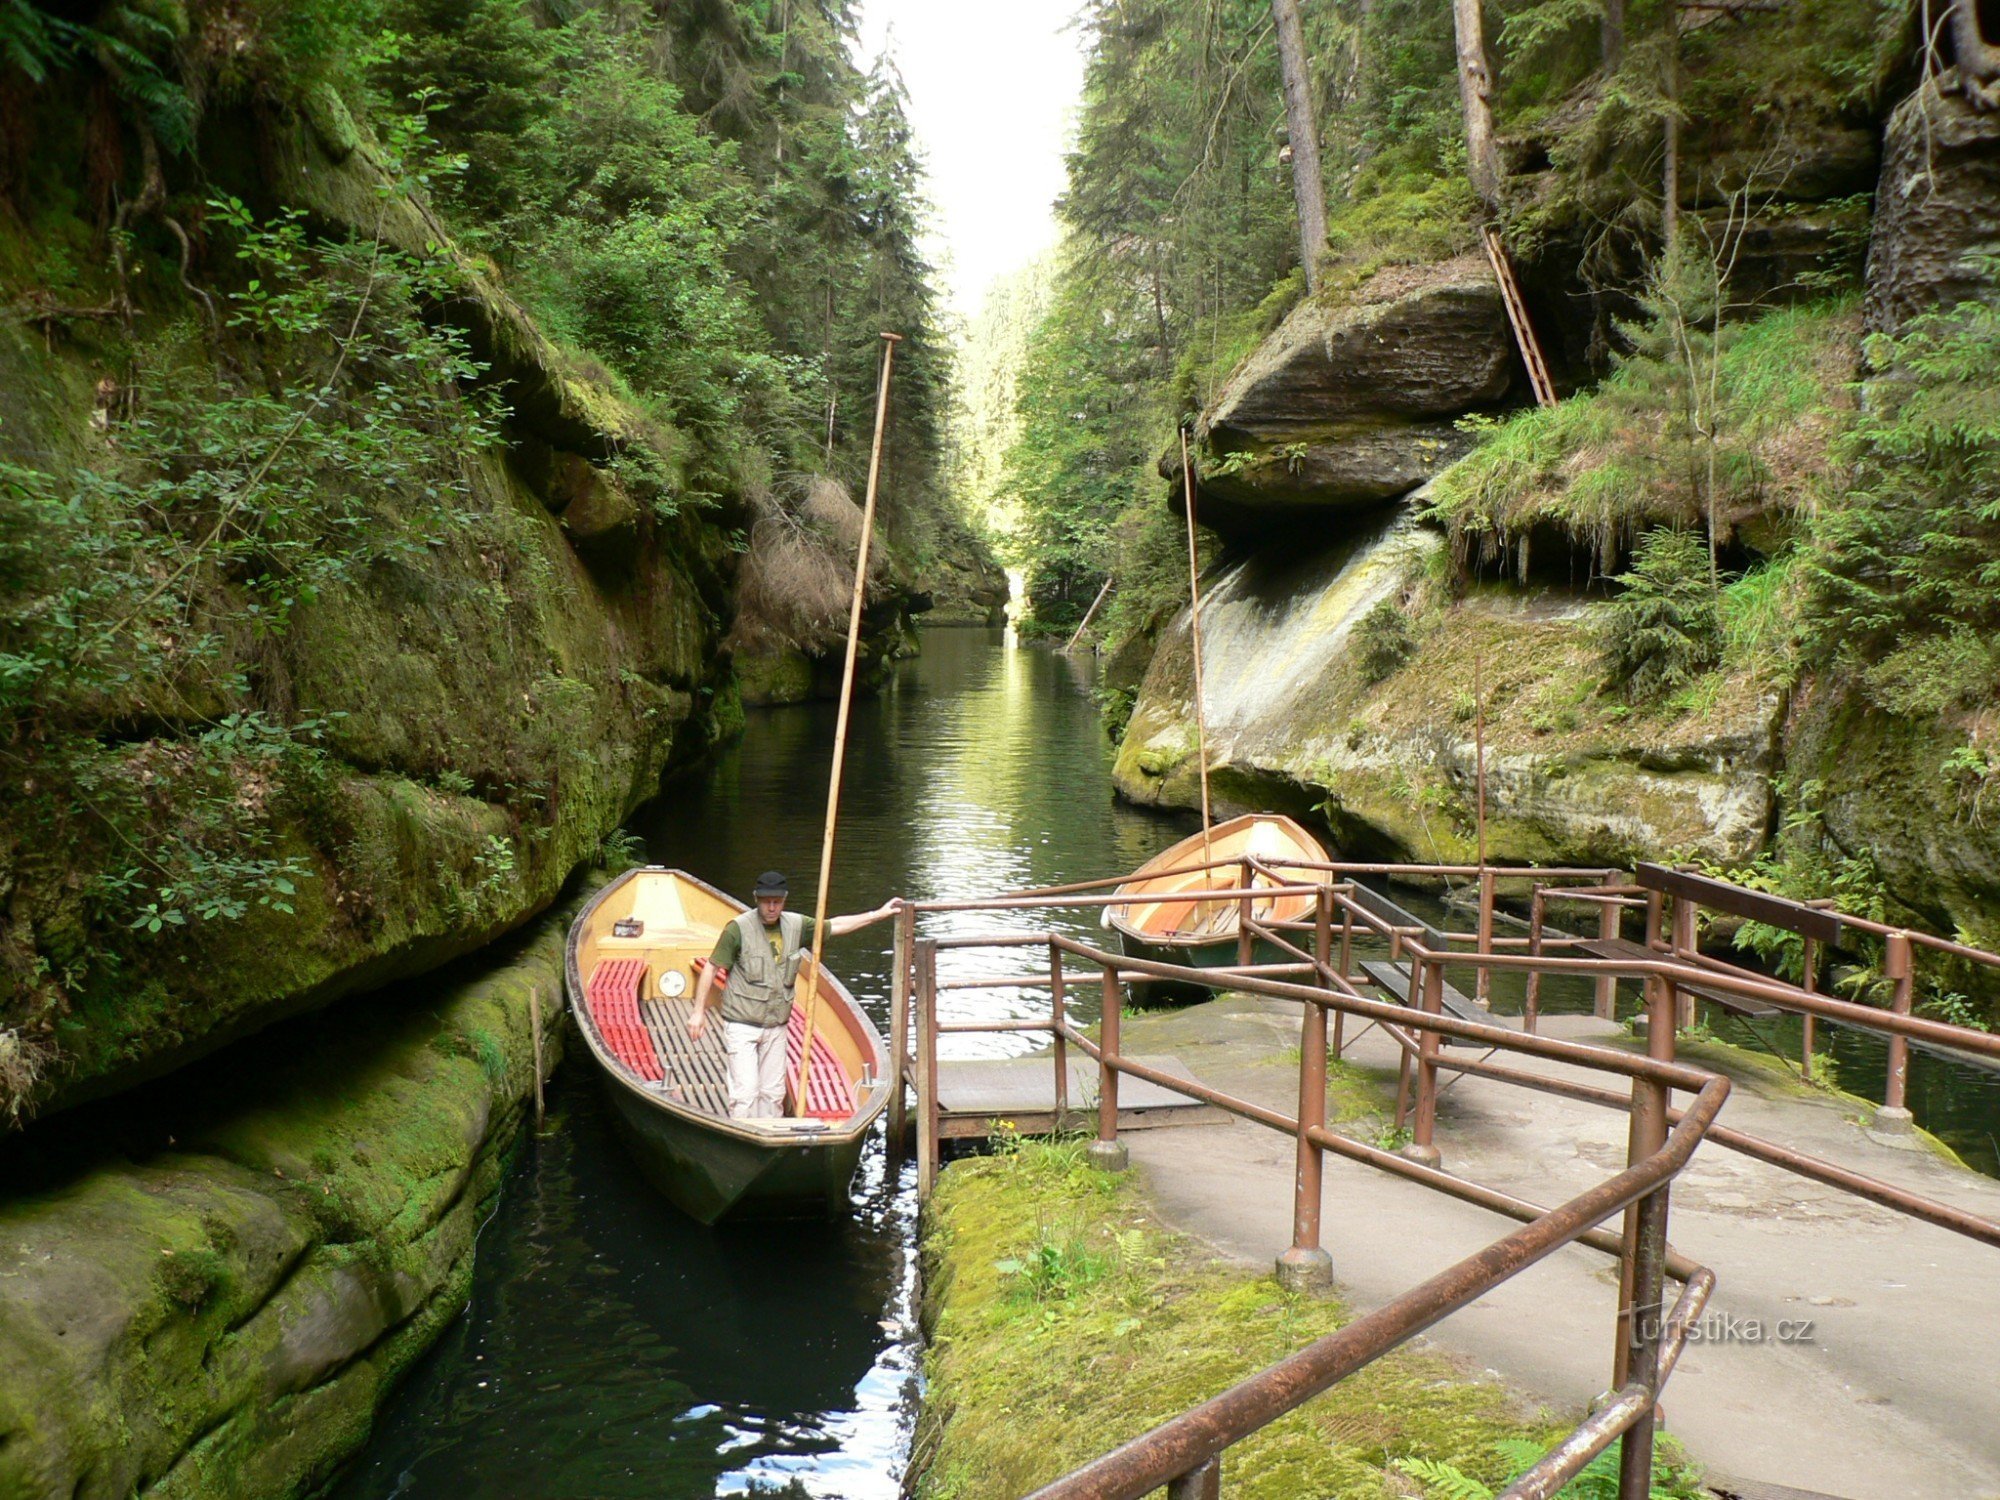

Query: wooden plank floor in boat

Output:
[935, 1054, 1225, 1140]
[639, 996, 731, 1117]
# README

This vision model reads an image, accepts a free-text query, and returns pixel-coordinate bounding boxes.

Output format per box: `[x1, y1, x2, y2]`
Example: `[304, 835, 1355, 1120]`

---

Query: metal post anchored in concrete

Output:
[1879, 930, 1915, 1134]
[1279, 890, 1336, 1293]
[1089, 961, 1129, 1172]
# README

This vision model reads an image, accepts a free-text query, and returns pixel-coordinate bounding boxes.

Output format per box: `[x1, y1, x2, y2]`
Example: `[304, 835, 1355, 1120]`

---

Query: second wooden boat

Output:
[1104, 813, 1331, 983]
[565, 866, 890, 1224]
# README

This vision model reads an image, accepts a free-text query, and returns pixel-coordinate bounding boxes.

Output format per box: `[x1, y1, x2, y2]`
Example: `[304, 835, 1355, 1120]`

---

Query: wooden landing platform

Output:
[933, 1054, 1225, 1140]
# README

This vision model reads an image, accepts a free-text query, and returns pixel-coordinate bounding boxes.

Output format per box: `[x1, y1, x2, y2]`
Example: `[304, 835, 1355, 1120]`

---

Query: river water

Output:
[332, 628, 1189, 1499]
[335, 627, 2000, 1497]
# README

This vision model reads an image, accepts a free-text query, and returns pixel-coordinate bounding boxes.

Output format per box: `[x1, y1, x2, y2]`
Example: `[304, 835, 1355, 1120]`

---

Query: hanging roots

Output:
[728, 477, 887, 654]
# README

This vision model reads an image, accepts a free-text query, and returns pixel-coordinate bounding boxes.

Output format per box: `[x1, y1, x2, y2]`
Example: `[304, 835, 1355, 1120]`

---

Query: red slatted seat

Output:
[586, 958, 663, 1082]
[787, 1007, 858, 1120]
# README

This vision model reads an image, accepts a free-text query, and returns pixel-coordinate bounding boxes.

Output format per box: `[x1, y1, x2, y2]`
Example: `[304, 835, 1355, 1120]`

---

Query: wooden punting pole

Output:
[795, 331, 901, 1117]
[1179, 426, 1215, 847]
[1061, 575, 1115, 654]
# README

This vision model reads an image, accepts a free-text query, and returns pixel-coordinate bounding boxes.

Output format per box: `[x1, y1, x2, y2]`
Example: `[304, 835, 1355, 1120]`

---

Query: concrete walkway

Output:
[1101, 995, 2000, 1500]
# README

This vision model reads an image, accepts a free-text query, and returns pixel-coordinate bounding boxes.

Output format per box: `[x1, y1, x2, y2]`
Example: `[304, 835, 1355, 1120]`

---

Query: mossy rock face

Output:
[1113, 515, 1780, 868]
[0, 895, 579, 1500]
[734, 647, 819, 706]
[0, 88, 733, 1116]
[1165, 255, 1516, 538]
[1788, 680, 2000, 950]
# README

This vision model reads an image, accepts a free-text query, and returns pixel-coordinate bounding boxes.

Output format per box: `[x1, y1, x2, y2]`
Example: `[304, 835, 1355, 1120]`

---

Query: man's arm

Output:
[686, 961, 718, 1038]
[825, 899, 902, 939]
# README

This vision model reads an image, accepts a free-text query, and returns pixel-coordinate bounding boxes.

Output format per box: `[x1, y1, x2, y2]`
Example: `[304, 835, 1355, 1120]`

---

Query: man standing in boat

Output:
[686, 871, 897, 1120]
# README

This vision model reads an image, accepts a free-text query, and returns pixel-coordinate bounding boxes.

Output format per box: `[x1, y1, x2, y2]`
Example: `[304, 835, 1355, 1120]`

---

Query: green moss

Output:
[913, 1140, 1564, 1499]
[0, 892, 581, 1499]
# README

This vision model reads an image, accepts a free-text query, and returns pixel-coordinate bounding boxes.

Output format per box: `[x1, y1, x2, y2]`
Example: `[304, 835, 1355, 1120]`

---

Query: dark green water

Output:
[332, 629, 1187, 1499]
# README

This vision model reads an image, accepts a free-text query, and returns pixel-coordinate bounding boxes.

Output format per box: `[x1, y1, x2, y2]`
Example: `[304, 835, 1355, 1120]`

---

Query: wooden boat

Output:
[565, 866, 891, 1224]
[1104, 813, 1332, 985]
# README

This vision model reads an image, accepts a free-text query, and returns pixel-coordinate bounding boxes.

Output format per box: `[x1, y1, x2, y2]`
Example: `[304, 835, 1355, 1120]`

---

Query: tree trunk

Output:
[1947, 0, 2000, 91]
[1271, 0, 1329, 292]
[1602, 0, 1626, 66]
[1662, 1, 1680, 247]
[1451, 0, 1502, 210]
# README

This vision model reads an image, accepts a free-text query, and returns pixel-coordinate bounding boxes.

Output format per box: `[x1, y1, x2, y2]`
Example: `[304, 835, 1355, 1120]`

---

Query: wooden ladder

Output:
[1482, 225, 1558, 409]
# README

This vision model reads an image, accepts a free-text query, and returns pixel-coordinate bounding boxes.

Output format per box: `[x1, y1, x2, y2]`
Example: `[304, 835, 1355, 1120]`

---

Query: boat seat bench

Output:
[585, 958, 664, 1081]
[633, 957, 857, 1121]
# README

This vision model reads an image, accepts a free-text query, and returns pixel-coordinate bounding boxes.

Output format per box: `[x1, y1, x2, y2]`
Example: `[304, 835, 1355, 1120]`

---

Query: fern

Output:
[1392, 1457, 1495, 1500]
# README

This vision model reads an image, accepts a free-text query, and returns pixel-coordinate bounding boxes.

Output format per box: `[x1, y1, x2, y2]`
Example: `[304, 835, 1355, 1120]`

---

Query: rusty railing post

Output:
[1166, 1457, 1221, 1500]
[1475, 867, 1497, 1004]
[1799, 934, 1818, 1084]
[1238, 857, 1256, 968]
[1669, 897, 1697, 1031]
[1525, 887, 1545, 1033]
[1278, 890, 1334, 1291]
[916, 936, 940, 1201]
[1089, 961, 1129, 1171]
[1402, 954, 1444, 1168]
[1595, 878, 1622, 1019]
[888, 900, 915, 1154]
[1338, 889, 1354, 981]
[1878, 931, 1915, 1134]
[1616, 969, 1676, 1389]
[1617, 1170, 1670, 1499]
[1050, 939, 1070, 1129]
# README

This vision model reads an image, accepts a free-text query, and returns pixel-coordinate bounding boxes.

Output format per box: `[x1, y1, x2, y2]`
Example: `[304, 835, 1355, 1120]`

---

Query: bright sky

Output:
[856, 2, 1088, 318]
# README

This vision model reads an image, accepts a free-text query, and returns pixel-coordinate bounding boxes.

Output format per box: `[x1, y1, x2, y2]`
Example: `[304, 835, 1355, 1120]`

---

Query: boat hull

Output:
[1104, 813, 1332, 997]
[598, 1071, 871, 1224]
[566, 866, 888, 1224]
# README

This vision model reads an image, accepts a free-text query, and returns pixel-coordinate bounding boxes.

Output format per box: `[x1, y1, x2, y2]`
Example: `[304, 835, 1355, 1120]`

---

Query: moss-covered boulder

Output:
[0, 893, 577, 1500]
[1787, 681, 2000, 952]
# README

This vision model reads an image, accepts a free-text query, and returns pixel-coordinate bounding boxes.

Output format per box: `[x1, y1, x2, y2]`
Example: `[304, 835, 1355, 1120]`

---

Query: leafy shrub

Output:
[1354, 598, 1419, 684]
[1600, 530, 1721, 700]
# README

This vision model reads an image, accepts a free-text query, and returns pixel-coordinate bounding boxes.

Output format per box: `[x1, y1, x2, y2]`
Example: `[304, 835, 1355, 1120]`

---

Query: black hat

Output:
[752, 870, 789, 897]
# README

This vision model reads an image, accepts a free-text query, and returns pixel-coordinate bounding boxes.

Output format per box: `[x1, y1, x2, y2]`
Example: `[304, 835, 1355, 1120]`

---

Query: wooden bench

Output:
[1346, 884, 1449, 955]
[1572, 937, 1783, 1020]
[1359, 960, 1515, 1045]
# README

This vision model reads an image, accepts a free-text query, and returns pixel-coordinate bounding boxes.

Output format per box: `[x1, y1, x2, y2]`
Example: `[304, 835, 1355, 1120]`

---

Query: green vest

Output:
[720, 909, 806, 1028]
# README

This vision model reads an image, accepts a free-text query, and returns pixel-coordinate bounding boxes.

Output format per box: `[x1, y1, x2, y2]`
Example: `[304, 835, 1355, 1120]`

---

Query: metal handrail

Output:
[896, 858, 2000, 1500]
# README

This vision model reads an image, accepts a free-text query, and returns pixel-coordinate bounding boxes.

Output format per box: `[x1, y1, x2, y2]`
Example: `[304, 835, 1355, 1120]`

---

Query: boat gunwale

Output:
[1102, 813, 1329, 950]
[565, 865, 891, 1151]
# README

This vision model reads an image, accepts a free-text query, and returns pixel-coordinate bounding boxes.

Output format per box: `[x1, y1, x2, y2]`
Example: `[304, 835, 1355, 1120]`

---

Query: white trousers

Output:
[722, 1020, 788, 1119]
